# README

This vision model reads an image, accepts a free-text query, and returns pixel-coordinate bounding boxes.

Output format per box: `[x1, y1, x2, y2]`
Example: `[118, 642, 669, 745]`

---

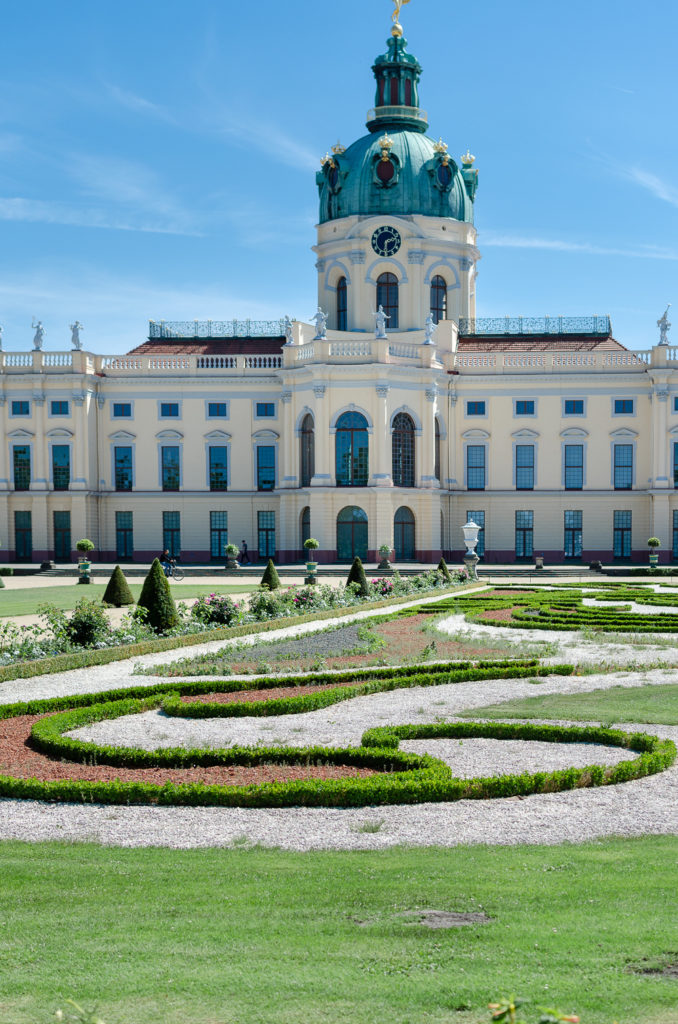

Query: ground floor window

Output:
[394, 506, 415, 560]
[336, 506, 367, 562]
[14, 510, 32, 561]
[258, 511, 276, 559]
[466, 510, 485, 558]
[210, 511, 228, 560]
[515, 510, 533, 559]
[564, 510, 582, 559]
[163, 511, 181, 557]
[53, 510, 71, 561]
[115, 511, 133, 560]
[674, 510, 678, 561]
[300, 506, 310, 555]
[613, 510, 632, 559]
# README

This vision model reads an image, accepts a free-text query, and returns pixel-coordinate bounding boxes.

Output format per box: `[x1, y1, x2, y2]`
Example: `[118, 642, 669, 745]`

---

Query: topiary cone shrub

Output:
[346, 556, 370, 597]
[136, 558, 179, 633]
[437, 557, 452, 582]
[102, 565, 134, 608]
[260, 558, 281, 591]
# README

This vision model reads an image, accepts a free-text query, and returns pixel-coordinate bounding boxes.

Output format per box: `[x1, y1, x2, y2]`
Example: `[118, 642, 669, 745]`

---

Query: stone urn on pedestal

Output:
[224, 543, 240, 573]
[75, 538, 94, 584]
[648, 537, 661, 568]
[304, 537, 319, 585]
[377, 544, 393, 573]
[461, 519, 480, 582]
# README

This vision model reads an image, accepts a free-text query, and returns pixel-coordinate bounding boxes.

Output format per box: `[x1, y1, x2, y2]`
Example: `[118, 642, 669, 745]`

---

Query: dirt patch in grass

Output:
[1, 714, 376, 789]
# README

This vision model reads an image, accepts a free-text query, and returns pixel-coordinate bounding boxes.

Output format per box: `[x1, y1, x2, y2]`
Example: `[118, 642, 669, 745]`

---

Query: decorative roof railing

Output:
[366, 105, 428, 124]
[148, 319, 287, 339]
[459, 316, 611, 336]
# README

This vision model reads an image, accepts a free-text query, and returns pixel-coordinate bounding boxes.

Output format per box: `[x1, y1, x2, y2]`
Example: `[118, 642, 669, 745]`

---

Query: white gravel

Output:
[398, 737, 635, 776]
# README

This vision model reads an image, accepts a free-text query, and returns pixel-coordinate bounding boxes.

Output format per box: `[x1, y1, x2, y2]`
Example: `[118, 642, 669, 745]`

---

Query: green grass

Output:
[462, 682, 678, 726]
[0, 582, 255, 618]
[0, 838, 677, 1024]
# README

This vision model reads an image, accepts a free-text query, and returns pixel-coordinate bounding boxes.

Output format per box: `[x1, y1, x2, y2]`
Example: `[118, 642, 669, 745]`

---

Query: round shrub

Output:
[75, 539, 95, 554]
[304, 538, 319, 551]
[136, 558, 179, 633]
[67, 598, 111, 647]
[260, 559, 281, 590]
[102, 565, 134, 608]
[191, 593, 240, 626]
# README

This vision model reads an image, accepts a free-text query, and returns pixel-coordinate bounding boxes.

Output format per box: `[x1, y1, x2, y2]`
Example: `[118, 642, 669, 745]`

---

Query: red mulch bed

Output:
[477, 607, 521, 622]
[180, 683, 347, 705]
[0, 714, 376, 788]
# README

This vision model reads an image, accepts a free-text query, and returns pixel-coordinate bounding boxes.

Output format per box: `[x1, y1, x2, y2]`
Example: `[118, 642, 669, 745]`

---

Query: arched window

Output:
[300, 413, 315, 487]
[377, 273, 399, 329]
[390, 77, 399, 105]
[430, 275, 447, 324]
[300, 506, 310, 554]
[404, 79, 412, 106]
[392, 412, 415, 487]
[337, 506, 368, 562]
[435, 417, 441, 482]
[336, 276, 347, 331]
[335, 411, 369, 487]
[394, 506, 415, 561]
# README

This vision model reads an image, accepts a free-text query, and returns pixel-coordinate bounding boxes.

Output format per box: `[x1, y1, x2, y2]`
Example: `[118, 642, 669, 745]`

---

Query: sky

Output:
[0, 0, 676, 353]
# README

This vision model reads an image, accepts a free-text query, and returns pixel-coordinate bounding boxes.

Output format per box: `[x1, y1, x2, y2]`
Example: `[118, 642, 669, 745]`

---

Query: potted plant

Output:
[647, 537, 661, 567]
[378, 543, 392, 572]
[75, 538, 94, 584]
[224, 542, 240, 572]
[304, 537, 319, 584]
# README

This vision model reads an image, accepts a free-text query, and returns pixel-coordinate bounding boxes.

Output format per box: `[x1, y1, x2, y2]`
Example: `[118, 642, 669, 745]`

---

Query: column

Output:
[651, 493, 670, 563]
[419, 387, 439, 489]
[370, 385, 392, 486]
[0, 397, 7, 490]
[71, 393, 89, 489]
[447, 393, 458, 488]
[311, 383, 333, 485]
[279, 391, 295, 488]
[30, 395, 48, 491]
[652, 386, 669, 487]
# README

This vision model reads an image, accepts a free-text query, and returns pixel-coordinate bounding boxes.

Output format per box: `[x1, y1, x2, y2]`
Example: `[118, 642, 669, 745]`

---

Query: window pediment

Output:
[7, 428, 34, 439]
[511, 428, 540, 439]
[205, 430, 232, 441]
[252, 429, 280, 440]
[560, 427, 589, 438]
[110, 430, 137, 441]
[46, 428, 74, 439]
[156, 429, 184, 440]
[462, 428, 490, 440]
[610, 427, 638, 439]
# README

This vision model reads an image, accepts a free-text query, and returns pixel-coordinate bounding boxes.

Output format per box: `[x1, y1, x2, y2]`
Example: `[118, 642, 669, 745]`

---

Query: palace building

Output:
[1, 16, 676, 566]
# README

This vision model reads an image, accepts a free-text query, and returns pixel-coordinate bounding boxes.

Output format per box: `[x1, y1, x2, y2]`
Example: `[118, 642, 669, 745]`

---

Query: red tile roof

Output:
[128, 337, 285, 355]
[456, 333, 627, 353]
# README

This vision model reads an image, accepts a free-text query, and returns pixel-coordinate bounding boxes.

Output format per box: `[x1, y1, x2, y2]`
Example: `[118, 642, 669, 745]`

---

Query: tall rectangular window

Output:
[162, 511, 181, 557]
[613, 510, 632, 559]
[564, 445, 584, 490]
[467, 510, 485, 558]
[258, 511, 276, 558]
[210, 511, 228, 560]
[53, 510, 71, 561]
[52, 445, 70, 491]
[564, 399, 584, 415]
[515, 445, 534, 490]
[614, 444, 633, 490]
[113, 403, 131, 418]
[466, 445, 485, 490]
[564, 510, 582, 559]
[160, 402, 179, 418]
[209, 447, 228, 491]
[12, 445, 30, 491]
[515, 510, 534, 559]
[11, 401, 29, 416]
[161, 446, 180, 491]
[14, 510, 32, 562]
[673, 510, 678, 561]
[114, 447, 133, 491]
[115, 511, 133, 560]
[50, 401, 69, 416]
[257, 446, 275, 491]
[674, 442, 678, 488]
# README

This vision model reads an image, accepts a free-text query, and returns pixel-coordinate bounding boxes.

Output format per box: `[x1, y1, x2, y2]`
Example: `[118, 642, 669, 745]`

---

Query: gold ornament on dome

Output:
[378, 132, 394, 161]
[461, 149, 476, 166]
[320, 152, 337, 169]
[391, 0, 411, 37]
[331, 141, 346, 155]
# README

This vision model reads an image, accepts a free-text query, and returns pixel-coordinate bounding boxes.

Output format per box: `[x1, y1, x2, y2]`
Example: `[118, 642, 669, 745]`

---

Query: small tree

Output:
[304, 538, 319, 553]
[136, 558, 179, 632]
[437, 557, 452, 582]
[102, 565, 134, 607]
[346, 556, 370, 597]
[75, 539, 95, 555]
[647, 537, 661, 549]
[260, 558, 281, 590]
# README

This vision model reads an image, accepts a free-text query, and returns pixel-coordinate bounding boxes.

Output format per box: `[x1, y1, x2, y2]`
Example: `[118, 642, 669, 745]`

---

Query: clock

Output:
[371, 225, 402, 258]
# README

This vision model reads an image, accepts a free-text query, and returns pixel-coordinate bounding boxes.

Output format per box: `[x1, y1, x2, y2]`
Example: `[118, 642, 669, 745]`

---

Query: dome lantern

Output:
[366, 34, 427, 134]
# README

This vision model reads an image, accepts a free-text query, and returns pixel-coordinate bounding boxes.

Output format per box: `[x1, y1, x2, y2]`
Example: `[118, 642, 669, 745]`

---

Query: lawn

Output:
[462, 682, 678, 726]
[0, 582, 256, 618]
[0, 838, 676, 1024]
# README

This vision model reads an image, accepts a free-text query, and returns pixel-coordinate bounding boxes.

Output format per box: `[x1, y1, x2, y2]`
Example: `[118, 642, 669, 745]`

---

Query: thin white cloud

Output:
[67, 153, 195, 228]
[0, 197, 201, 235]
[625, 168, 678, 210]
[106, 84, 176, 124]
[213, 113, 320, 172]
[482, 232, 678, 261]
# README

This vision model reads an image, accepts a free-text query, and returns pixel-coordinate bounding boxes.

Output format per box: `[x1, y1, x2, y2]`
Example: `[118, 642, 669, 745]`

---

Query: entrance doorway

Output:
[336, 506, 368, 561]
[394, 506, 415, 560]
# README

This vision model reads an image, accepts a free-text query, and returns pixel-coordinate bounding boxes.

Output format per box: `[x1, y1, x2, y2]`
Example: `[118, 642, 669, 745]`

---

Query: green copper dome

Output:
[317, 34, 478, 225]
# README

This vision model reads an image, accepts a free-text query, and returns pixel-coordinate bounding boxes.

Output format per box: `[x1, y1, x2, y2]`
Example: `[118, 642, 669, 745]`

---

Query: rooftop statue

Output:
[310, 307, 327, 340]
[423, 312, 438, 345]
[283, 316, 294, 345]
[391, 0, 411, 35]
[70, 321, 84, 350]
[373, 304, 390, 339]
[657, 305, 671, 346]
[31, 319, 45, 351]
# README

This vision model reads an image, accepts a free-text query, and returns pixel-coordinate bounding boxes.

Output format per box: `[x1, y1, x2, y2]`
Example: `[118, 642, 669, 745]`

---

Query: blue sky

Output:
[0, 0, 676, 352]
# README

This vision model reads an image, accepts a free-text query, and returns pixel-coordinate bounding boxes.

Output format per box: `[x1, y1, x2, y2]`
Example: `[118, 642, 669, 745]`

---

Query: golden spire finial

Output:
[461, 148, 476, 166]
[391, 0, 411, 37]
[331, 140, 346, 155]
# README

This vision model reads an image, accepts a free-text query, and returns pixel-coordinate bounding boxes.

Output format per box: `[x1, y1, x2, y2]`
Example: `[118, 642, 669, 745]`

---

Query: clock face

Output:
[371, 225, 402, 258]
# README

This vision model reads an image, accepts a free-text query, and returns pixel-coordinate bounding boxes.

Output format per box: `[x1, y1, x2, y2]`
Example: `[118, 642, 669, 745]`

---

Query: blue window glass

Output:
[51, 401, 69, 416]
[53, 510, 71, 561]
[515, 510, 534, 558]
[258, 511, 276, 558]
[564, 445, 583, 490]
[11, 401, 29, 416]
[13, 446, 30, 491]
[209, 446, 228, 491]
[160, 403, 179, 418]
[466, 401, 486, 416]
[466, 445, 485, 490]
[467, 510, 485, 557]
[614, 444, 633, 490]
[113, 403, 131, 418]
[674, 443, 678, 488]
[114, 447, 133, 491]
[210, 511, 228, 560]
[564, 399, 584, 415]
[162, 446, 180, 490]
[337, 276, 348, 331]
[564, 510, 582, 559]
[674, 397, 678, 414]
[52, 445, 70, 491]
[673, 510, 678, 561]
[335, 412, 369, 487]
[116, 511, 133, 559]
[14, 510, 32, 561]
[256, 403, 275, 417]
[614, 399, 634, 415]
[208, 403, 228, 417]
[515, 445, 534, 490]
[515, 400, 535, 415]
[162, 511, 181, 557]
[613, 510, 632, 559]
[257, 446, 275, 491]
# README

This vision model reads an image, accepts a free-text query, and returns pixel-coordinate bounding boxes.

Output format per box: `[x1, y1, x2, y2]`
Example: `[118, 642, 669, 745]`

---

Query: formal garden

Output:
[1, 566, 678, 1022]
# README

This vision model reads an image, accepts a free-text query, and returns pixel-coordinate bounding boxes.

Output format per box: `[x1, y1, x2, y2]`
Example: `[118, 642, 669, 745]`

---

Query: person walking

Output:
[240, 540, 250, 564]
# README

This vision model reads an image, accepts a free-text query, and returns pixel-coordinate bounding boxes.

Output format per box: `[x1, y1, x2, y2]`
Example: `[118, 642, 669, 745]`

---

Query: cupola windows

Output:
[377, 273, 399, 329]
[336, 276, 348, 331]
[430, 276, 447, 324]
[377, 159, 395, 184]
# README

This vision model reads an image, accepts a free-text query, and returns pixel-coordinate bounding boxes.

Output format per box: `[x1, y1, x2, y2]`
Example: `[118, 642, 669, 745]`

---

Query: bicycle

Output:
[163, 558, 184, 582]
